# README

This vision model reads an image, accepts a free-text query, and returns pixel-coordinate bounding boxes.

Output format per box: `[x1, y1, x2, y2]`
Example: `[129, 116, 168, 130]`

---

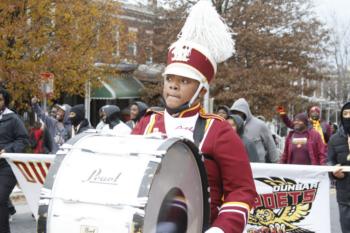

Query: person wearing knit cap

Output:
[132, 1, 257, 232]
[69, 104, 91, 137]
[216, 105, 230, 120]
[280, 112, 326, 165]
[276, 105, 332, 144]
[327, 102, 350, 232]
[99, 105, 131, 135]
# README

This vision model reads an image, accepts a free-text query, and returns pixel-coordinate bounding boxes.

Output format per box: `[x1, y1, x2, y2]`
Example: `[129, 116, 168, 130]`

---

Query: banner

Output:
[4, 153, 55, 219]
[247, 163, 331, 233]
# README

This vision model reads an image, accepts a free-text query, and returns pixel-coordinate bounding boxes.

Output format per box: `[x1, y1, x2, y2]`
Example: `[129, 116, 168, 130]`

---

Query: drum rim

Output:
[155, 137, 211, 232]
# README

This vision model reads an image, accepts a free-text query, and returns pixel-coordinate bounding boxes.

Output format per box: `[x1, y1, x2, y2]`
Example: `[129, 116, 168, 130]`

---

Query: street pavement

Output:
[10, 190, 342, 233]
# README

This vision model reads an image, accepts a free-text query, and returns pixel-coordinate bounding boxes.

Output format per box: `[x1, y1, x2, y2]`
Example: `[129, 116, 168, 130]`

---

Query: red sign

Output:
[40, 72, 54, 96]
[40, 72, 54, 80]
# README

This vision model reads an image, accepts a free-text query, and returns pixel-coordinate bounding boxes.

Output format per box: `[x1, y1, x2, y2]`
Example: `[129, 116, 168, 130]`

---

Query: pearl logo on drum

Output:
[80, 225, 98, 233]
[83, 168, 122, 185]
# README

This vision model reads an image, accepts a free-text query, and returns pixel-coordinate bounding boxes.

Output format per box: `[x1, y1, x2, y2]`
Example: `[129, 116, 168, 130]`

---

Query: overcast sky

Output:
[313, 0, 350, 26]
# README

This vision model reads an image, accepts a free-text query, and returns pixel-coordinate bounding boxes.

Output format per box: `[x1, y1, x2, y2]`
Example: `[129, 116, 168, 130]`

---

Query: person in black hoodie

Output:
[328, 102, 350, 232]
[126, 101, 149, 129]
[100, 105, 131, 134]
[0, 88, 29, 233]
[69, 104, 91, 137]
[227, 114, 259, 162]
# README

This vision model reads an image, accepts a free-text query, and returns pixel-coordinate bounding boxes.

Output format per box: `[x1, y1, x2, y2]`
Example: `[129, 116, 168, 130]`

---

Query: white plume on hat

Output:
[176, 0, 235, 63]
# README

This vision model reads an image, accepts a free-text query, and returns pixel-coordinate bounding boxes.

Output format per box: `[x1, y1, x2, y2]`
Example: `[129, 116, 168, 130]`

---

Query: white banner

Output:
[247, 163, 331, 233]
[4, 153, 55, 220]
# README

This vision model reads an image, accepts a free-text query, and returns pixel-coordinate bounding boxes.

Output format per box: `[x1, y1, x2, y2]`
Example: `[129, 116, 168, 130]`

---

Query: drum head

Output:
[143, 139, 210, 233]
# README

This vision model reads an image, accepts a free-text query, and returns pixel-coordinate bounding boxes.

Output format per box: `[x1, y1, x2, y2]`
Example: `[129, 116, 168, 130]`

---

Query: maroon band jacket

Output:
[132, 103, 257, 233]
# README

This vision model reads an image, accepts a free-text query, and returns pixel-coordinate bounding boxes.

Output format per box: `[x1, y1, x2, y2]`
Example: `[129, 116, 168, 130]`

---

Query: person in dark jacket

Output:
[0, 88, 29, 233]
[31, 97, 71, 153]
[216, 105, 230, 120]
[328, 102, 350, 233]
[69, 104, 91, 137]
[227, 114, 259, 162]
[280, 113, 326, 165]
[126, 101, 149, 129]
[100, 105, 131, 134]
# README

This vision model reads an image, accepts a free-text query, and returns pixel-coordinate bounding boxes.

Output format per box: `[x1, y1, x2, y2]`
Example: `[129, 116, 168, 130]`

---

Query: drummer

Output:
[132, 1, 257, 233]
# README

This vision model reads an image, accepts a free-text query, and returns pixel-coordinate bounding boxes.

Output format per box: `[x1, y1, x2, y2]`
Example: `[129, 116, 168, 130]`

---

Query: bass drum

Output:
[37, 132, 210, 233]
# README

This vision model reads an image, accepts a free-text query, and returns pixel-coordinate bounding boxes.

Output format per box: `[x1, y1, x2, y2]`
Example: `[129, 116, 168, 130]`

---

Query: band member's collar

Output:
[177, 103, 201, 118]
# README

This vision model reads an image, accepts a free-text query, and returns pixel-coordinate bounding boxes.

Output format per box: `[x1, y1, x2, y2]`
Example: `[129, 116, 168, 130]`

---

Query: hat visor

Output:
[162, 63, 209, 90]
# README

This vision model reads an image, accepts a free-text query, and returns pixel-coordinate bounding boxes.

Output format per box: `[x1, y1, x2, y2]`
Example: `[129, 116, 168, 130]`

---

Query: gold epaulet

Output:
[199, 112, 225, 121]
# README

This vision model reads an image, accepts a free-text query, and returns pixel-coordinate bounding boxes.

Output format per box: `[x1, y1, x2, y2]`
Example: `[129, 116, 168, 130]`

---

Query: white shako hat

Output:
[163, 0, 235, 93]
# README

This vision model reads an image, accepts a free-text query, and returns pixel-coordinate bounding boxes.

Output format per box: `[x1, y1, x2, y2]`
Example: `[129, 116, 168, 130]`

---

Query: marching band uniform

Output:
[133, 104, 257, 232]
[132, 1, 257, 232]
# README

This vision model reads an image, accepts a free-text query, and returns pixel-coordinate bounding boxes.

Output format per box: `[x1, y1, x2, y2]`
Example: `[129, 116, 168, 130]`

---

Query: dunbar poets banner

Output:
[247, 163, 331, 233]
[4, 153, 55, 220]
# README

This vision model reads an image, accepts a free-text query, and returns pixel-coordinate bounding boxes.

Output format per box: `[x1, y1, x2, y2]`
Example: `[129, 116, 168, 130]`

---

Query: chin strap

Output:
[165, 83, 204, 115]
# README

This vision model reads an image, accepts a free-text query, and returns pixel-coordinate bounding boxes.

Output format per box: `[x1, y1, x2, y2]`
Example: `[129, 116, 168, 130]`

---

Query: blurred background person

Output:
[31, 97, 71, 153]
[69, 104, 91, 137]
[328, 102, 350, 233]
[231, 98, 279, 163]
[126, 101, 148, 129]
[228, 114, 259, 162]
[216, 105, 230, 120]
[100, 105, 131, 135]
[0, 88, 29, 233]
[29, 120, 52, 154]
[280, 113, 326, 165]
[277, 105, 332, 144]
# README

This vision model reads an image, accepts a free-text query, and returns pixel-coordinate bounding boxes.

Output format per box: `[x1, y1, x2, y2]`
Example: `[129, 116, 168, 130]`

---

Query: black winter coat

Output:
[328, 127, 350, 204]
[0, 110, 29, 168]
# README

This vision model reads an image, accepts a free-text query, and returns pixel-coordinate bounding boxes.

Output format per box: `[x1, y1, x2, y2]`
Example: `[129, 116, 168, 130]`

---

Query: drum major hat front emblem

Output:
[171, 45, 192, 62]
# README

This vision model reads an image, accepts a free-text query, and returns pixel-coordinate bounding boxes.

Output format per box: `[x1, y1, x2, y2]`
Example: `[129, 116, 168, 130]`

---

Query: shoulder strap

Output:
[193, 117, 207, 148]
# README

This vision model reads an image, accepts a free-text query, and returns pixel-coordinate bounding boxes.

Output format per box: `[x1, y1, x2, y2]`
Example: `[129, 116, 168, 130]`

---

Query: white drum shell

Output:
[47, 135, 164, 233]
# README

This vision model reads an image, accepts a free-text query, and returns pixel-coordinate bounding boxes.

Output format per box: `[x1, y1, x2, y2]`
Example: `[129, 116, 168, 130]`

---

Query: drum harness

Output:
[193, 117, 215, 163]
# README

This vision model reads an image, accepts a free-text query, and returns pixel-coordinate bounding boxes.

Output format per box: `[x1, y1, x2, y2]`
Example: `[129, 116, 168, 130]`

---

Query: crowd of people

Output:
[0, 1, 349, 233]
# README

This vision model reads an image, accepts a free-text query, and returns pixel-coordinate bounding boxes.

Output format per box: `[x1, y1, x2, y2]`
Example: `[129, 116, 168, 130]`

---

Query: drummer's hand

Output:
[333, 165, 345, 179]
[205, 227, 224, 233]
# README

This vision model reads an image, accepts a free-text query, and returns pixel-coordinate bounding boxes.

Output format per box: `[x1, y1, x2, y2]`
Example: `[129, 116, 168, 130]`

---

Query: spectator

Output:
[277, 105, 332, 144]
[29, 120, 52, 153]
[126, 101, 149, 129]
[31, 97, 71, 153]
[216, 105, 230, 120]
[230, 98, 279, 163]
[49, 105, 58, 119]
[100, 105, 131, 135]
[330, 122, 338, 135]
[0, 88, 29, 233]
[96, 107, 106, 130]
[228, 114, 259, 162]
[69, 104, 91, 137]
[280, 113, 326, 165]
[327, 102, 350, 232]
